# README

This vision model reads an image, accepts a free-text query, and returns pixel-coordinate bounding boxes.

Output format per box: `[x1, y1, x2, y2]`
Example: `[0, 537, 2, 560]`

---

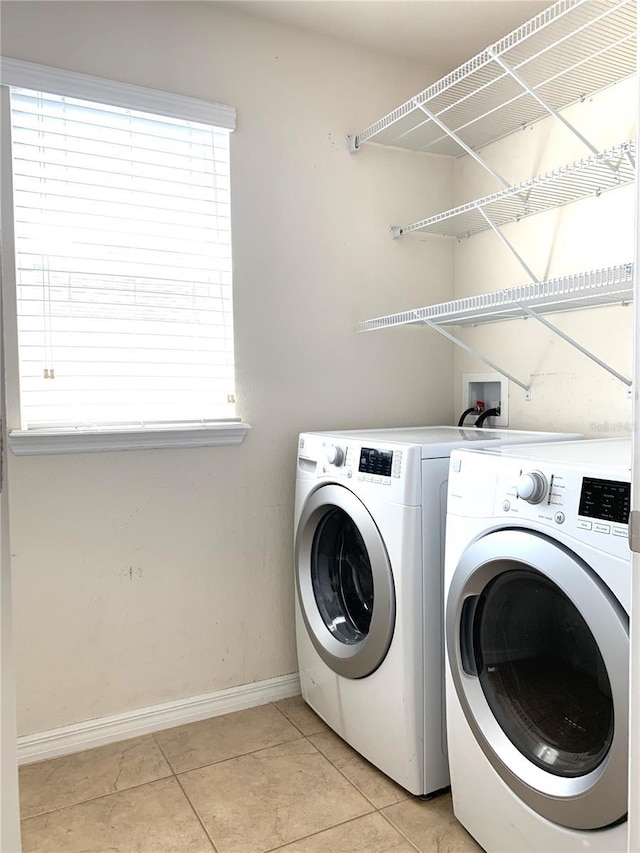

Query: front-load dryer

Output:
[444, 438, 630, 852]
[294, 425, 581, 796]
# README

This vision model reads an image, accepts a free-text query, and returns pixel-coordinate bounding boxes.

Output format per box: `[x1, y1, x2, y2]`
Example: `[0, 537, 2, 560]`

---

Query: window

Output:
[0, 59, 248, 453]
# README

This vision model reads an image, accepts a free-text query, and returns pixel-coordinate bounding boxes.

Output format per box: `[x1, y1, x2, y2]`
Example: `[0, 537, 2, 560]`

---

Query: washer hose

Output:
[457, 407, 479, 427]
[474, 407, 501, 427]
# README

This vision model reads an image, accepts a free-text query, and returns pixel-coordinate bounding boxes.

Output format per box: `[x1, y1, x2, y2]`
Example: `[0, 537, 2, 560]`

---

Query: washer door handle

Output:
[460, 595, 480, 677]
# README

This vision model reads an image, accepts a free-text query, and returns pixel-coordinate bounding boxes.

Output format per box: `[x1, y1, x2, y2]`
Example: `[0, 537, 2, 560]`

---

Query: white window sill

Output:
[8, 422, 251, 456]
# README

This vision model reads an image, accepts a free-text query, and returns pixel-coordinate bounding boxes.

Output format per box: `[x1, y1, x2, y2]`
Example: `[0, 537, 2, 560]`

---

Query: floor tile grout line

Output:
[20, 734, 177, 820]
[174, 772, 220, 853]
[152, 730, 179, 777]
[19, 773, 177, 823]
[269, 700, 322, 738]
[378, 808, 424, 853]
[306, 732, 412, 812]
[153, 733, 220, 853]
[155, 731, 306, 776]
[260, 809, 392, 853]
[306, 734, 381, 810]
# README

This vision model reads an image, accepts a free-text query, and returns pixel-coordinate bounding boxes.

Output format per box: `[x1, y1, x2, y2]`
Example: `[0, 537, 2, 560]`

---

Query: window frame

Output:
[0, 59, 250, 455]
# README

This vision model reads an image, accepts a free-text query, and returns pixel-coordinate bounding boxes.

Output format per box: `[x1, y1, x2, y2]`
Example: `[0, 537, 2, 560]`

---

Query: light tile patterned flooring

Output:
[19, 696, 484, 853]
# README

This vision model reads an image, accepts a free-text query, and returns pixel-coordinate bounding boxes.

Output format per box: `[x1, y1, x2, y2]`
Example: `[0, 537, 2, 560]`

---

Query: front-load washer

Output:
[444, 438, 630, 852]
[294, 425, 581, 796]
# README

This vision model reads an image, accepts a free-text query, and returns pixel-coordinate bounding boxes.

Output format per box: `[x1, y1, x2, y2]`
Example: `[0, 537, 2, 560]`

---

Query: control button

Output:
[554, 511, 565, 525]
[347, 471, 353, 478]
[374, 477, 382, 484]
[382, 477, 391, 485]
[577, 520, 592, 530]
[392, 471, 401, 478]
[502, 500, 511, 512]
[612, 526, 628, 537]
[357, 474, 364, 481]
[452, 458, 462, 473]
[594, 523, 611, 535]
[365, 475, 373, 482]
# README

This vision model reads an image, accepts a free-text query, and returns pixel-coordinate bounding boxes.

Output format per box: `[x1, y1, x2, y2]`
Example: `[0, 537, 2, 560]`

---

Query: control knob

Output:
[516, 470, 548, 504]
[325, 444, 345, 467]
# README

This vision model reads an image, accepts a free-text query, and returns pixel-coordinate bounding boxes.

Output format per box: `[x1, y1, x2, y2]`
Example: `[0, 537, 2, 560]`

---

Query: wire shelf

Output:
[393, 141, 635, 238]
[350, 0, 636, 156]
[358, 263, 633, 332]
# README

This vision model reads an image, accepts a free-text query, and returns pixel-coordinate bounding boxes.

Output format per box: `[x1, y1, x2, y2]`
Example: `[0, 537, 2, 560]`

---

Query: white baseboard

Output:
[18, 672, 301, 766]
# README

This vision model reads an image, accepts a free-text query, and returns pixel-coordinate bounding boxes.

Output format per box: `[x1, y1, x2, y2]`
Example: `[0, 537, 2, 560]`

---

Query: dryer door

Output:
[295, 484, 395, 679]
[446, 528, 628, 830]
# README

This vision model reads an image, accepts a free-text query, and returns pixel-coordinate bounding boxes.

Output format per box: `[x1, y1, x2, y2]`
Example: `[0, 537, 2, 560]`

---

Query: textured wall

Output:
[1, 1, 454, 733]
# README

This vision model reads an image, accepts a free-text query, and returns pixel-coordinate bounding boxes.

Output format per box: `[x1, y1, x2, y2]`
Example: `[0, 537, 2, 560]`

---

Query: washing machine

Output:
[444, 437, 630, 852]
[294, 425, 581, 796]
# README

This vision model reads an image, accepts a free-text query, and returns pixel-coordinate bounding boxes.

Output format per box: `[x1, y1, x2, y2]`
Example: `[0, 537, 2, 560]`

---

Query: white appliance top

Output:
[474, 437, 631, 478]
[310, 425, 582, 459]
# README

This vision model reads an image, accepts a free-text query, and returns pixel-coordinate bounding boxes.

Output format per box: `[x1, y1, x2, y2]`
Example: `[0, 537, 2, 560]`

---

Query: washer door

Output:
[447, 529, 628, 830]
[295, 484, 395, 679]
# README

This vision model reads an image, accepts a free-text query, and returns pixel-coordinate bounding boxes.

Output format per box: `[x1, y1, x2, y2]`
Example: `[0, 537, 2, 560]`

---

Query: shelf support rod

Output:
[477, 208, 538, 282]
[487, 49, 600, 157]
[416, 314, 531, 396]
[478, 208, 632, 388]
[412, 99, 511, 189]
[515, 302, 632, 387]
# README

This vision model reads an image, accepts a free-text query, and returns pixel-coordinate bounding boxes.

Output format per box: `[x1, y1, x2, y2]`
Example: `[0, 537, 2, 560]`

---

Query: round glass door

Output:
[447, 529, 629, 830]
[311, 507, 374, 645]
[296, 484, 395, 679]
[473, 570, 613, 779]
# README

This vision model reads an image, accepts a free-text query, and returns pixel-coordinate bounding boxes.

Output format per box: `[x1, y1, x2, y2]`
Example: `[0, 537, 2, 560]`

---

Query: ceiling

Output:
[220, 1, 552, 70]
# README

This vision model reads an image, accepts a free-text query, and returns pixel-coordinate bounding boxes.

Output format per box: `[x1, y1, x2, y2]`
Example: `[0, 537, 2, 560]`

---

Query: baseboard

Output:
[17, 672, 301, 765]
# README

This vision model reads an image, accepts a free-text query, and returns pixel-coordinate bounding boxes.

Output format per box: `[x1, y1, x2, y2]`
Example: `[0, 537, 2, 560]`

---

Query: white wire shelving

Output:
[348, 0, 636, 157]
[392, 141, 636, 238]
[351, 0, 636, 395]
[358, 264, 633, 332]
[359, 264, 634, 396]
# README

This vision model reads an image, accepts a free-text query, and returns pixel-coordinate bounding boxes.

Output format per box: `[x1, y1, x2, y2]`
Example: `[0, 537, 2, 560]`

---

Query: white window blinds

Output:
[10, 86, 235, 429]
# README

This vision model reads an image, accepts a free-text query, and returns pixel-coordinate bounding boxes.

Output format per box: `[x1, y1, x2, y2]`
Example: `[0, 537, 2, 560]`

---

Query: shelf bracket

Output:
[478, 208, 538, 281]
[416, 314, 532, 399]
[487, 49, 600, 157]
[515, 302, 633, 387]
[478, 208, 632, 388]
[412, 99, 511, 189]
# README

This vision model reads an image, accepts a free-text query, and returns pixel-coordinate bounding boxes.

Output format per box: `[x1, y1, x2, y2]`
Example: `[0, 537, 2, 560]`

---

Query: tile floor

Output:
[18, 696, 484, 853]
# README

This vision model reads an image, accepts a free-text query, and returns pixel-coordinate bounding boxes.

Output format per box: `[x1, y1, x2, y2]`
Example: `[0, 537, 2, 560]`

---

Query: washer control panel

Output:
[298, 433, 421, 504]
[495, 461, 630, 552]
[298, 434, 407, 488]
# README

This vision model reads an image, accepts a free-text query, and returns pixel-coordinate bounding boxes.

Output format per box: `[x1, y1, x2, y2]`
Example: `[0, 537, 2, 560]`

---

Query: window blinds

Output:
[10, 87, 235, 428]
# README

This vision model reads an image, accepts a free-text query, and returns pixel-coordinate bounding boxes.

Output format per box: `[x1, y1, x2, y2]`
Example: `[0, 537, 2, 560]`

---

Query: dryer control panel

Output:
[493, 460, 630, 557]
[297, 433, 421, 505]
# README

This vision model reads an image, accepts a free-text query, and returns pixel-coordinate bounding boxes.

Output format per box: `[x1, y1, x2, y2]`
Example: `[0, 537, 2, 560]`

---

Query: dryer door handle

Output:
[459, 595, 480, 677]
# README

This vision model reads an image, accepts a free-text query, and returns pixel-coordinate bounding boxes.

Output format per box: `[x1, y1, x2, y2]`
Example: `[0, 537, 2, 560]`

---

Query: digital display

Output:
[359, 447, 393, 477]
[578, 477, 630, 525]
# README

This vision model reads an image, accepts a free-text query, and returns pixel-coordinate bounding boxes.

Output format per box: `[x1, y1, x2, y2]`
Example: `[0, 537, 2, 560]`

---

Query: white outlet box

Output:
[461, 372, 509, 428]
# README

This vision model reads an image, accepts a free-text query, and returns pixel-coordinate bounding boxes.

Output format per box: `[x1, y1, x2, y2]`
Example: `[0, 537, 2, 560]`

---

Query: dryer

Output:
[444, 438, 630, 852]
[294, 425, 581, 796]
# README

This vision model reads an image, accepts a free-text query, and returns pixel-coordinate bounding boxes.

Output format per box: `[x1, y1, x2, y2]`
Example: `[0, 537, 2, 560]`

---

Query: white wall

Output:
[452, 78, 636, 434]
[1, 1, 454, 734]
